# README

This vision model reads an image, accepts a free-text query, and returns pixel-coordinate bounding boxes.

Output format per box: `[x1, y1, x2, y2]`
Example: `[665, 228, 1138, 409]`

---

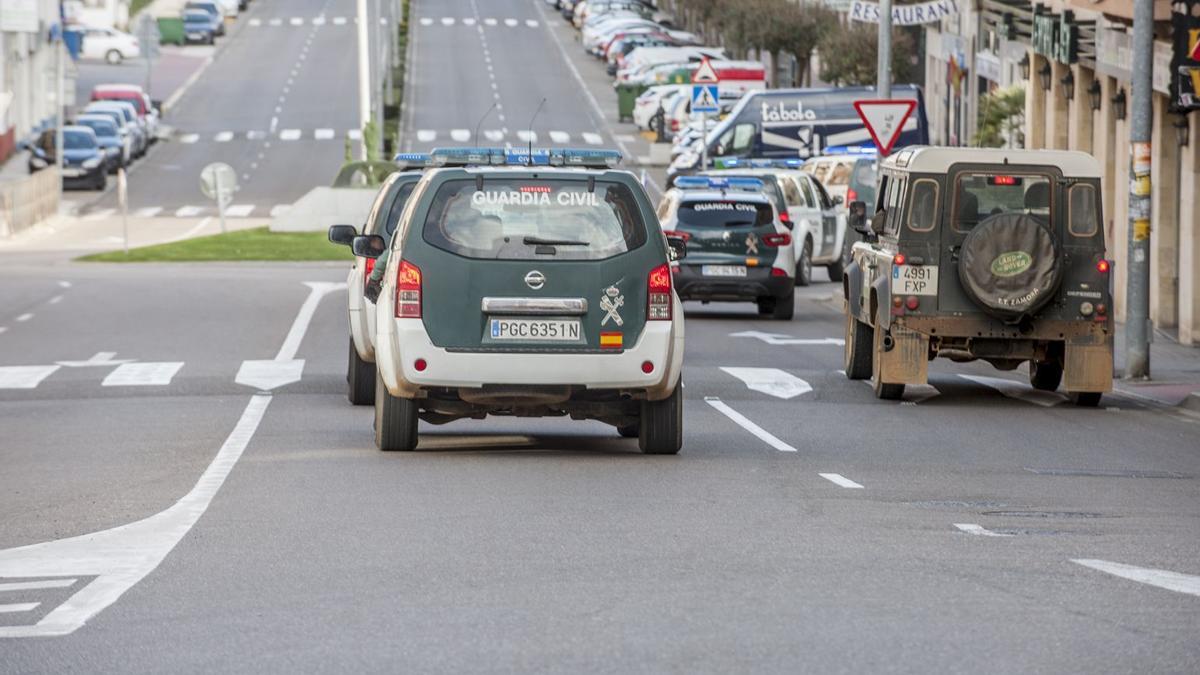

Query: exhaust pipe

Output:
[882, 334, 896, 351]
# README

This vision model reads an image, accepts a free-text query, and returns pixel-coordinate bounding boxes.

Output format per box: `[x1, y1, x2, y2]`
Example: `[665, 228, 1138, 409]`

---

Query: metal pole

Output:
[215, 170, 227, 235]
[877, 0, 892, 99]
[356, 0, 371, 160]
[1125, 0, 1153, 378]
[700, 112, 708, 171]
[55, 36, 65, 194]
[119, 168, 128, 254]
[373, 0, 384, 158]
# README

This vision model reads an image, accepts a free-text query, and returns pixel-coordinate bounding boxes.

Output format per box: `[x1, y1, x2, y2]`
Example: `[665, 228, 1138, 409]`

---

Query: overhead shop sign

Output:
[0, 0, 39, 32]
[1031, 8, 1079, 64]
[847, 0, 960, 25]
[1170, 0, 1200, 112]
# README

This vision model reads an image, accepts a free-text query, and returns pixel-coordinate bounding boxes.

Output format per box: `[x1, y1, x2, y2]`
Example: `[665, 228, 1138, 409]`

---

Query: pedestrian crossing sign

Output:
[692, 84, 720, 114]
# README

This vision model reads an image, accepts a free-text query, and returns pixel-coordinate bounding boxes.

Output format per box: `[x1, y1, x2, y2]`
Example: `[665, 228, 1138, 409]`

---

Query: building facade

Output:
[1, 0, 73, 164]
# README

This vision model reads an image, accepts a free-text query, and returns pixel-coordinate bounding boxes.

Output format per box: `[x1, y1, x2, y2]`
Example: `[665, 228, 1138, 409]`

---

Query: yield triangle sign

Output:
[853, 99, 917, 156]
[692, 56, 720, 84]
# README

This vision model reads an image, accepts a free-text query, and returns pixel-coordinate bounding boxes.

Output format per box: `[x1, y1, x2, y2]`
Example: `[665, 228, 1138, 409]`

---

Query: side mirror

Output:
[832, 194, 844, 206]
[666, 234, 688, 262]
[327, 224, 357, 246]
[847, 200, 869, 234]
[351, 234, 386, 259]
[870, 209, 888, 236]
[150, 100, 163, 115]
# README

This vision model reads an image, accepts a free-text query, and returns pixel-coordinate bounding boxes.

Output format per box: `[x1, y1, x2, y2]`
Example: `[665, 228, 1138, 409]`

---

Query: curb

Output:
[1181, 392, 1200, 413]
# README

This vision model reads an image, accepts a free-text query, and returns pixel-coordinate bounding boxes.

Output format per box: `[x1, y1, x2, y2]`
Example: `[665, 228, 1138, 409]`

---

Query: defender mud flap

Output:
[878, 327, 929, 385]
[1064, 335, 1113, 393]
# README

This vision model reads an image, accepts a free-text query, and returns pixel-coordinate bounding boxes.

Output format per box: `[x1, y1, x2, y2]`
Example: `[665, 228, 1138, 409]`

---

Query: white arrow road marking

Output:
[0, 604, 39, 614]
[704, 396, 797, 452]
[0, 579, 77, 592]
[102, 362, 183, 387]
[720, 367, 811, 399]
[56, 352, 134, 368]
[0, 366, 60, 389]
[819, 473, 864, 488]
[235, 360, 303, 390]
[731, 330, 845, 346]
[959, 374, 1067, 407]
[0, 282, 342, 638]
[1072, 559, 1200, 597]
[954, 523, 1013, 537]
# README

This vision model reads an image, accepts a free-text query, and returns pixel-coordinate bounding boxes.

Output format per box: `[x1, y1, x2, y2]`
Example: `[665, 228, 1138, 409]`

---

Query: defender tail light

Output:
[894, 253, 906, 265]
[905, 295, 919, 310]
[762, 232, 791, 247]
[394, 259, 422, 318]
[1097, 259, 1111, 274]
[648, 263, 672, 320]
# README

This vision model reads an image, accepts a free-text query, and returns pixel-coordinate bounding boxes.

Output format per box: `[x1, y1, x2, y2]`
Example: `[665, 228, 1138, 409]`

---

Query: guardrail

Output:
[0, 169, 60, 239]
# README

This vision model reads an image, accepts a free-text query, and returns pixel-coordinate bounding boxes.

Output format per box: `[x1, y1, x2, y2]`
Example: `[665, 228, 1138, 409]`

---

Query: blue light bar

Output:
[549, 148, 623, 168]
[504, 148, 552, 166]
[675, 176, 765, 191]
[823, 144, 878, 156]
[392, 152, 434, 169]
[430, 147, 505, 166]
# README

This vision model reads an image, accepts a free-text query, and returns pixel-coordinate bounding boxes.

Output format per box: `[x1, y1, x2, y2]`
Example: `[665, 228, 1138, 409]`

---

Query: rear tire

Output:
[1071, 392, 1103, 407]
[347, 337, 375, 405]
[871, 324, 905, 400]
[844, 308, 873, 380]
[639, 383, 682, 455]
[105, 50, 122, 65]
[772, 288, 794, 320]
[796, 238, 813, 287]
[1028, 359, 1063, 392]
[374, 370, 418, 451]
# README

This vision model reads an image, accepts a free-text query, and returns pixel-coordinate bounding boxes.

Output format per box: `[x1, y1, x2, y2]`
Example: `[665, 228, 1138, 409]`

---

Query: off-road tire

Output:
[639, 383, 682, 455]
[374, 370, 418, 451]
[772, 288, 794, 320]
[1028, 359, 1063, 392]
[871, 325, 905, 400]
[844, 308, 873, 380]
[347, 337, 375, 405]
[796, 238, 813, 287]
[1071, 392, 1103, 407]
[105, 50, 122, 65]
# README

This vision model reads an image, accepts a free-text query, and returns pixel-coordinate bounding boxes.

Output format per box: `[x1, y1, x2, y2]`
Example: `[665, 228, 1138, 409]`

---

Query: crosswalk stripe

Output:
[248, 18, 261, 26]
[269, 18, 282, 26]
[290, 17, 303, 26]
[175, 206, 202, 217]
[102, 362, 184, 387]
[581, 132, 604, 145]
[225, 204, 255, 217]
[416, 130, 437, 142]
[178, 133, 199, 144]
[525, 19, 539, 27]
[333, 16, 347, 25]
[0, 366, 60, 389]
[314, 128, 335, 140]
[441, 17, 455, 26]
[279, 129, 302, 141]
[450, 129, 471, 142]
[346, 129, 363, 140]
[504, 18, 518, 27]
[133, 207, 163, 218]
[312, 16, 326, 26]
[462, 17, 476, 26]
[214, 131, 233, 142]
[0, 603, 40, 614]
[548, 131, 570, 144]
[0, 579, 77, 592]
[84, 208, 116, 221]
[959, 374, 1066, 407]
[484, 18, 497, 26]
[517, 131, 537, 143]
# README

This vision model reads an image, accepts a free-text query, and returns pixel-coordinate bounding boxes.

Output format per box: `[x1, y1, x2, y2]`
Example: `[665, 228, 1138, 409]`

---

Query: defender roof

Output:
[885, 146, 1102, 178]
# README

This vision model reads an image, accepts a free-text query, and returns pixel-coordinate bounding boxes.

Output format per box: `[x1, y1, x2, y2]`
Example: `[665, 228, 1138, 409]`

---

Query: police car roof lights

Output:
[675, 176, 765, 191]
[429, 147, 623, 169]
[392, 152, 435, 169]
[430, 147, 506, 166]
[822, 144, 878, 156]
[549, 148, 623, 168]
[504, 148, 553, 166]
[714, 157, 805, 170]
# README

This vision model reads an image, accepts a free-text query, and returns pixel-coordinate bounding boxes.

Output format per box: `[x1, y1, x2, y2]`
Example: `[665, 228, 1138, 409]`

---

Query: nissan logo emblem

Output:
[524, 270, 545, 290]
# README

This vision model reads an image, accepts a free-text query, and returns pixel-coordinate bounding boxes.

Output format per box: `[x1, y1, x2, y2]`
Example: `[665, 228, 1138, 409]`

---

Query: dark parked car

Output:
[185, 2, 226, 35]
[28, 127, 108, 190]
[73, 114, 126, 171]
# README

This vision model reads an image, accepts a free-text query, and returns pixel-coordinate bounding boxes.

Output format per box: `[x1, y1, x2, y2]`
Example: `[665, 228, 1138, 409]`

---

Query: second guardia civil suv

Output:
[354, 148, 686, 454]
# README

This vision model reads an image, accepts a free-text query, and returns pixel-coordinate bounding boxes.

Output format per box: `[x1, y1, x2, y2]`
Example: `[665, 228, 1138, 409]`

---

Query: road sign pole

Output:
[118, 168, 129, 254]
[214, 170, 227, 235]
[700, 112, 708, 171]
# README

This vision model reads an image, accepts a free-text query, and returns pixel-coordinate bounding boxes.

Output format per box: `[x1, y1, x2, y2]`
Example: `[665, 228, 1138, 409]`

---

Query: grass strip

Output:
[78, 227, 354, 262]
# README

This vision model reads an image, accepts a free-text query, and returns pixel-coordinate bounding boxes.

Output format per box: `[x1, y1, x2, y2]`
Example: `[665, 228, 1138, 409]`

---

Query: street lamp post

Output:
[877, 0, 892, 98]
[356, 0, 371, 160]
[1125, 0, 1153, 379]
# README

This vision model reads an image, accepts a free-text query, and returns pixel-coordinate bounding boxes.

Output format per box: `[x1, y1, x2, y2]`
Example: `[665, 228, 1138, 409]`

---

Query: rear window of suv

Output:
[677, 199, 773, 227]
[422, 178, 647, 261]
[953, 173, 1052, 231]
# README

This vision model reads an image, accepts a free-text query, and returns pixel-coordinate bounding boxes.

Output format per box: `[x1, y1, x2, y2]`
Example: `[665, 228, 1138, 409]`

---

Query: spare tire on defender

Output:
[957, 213, 1063, 323]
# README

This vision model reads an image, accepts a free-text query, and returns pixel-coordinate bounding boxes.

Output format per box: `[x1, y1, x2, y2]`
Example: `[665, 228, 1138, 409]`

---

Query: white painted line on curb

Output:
[224, 204, 254, 217]
[102, 362, 184, 387]
[720, 367, 812, 399]
[959, 374, 1066, 407]
[133, 207, 163, 218]
[1072, 559, 1200, 597]
[954, 523, 1013, 537]
[279, 129, 302, 141]
[174, 206, 202, 217]
[0, 366, 60, 389]
[0, 579, 77, 592]
[819, 473, 864, 489]
[15, 314, 32, 322]
[704, 396, 797, 452]
[0, 604, 39, 614]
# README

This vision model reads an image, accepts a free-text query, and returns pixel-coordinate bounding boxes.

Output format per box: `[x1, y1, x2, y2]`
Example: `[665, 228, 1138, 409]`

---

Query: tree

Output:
[975, 85, 1025, 148]
[818, 22, 919, 87]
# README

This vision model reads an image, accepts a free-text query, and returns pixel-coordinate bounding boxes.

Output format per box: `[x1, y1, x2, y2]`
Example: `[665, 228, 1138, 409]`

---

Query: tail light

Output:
[670, 118, 680, 132]
[778, 211, 791, 226]
[893, 253, 906, 265]
[770, 268, 788, 277]
[905, 295, 919, 310]
[1097, 259, 1110, 274]
[662, 230, 690, 241]
[763, 232, 791, 247]
[648, 263, 672, 320]
[362, 257, 376, 292]
[394, 260, 422, 318]
[846, 187, 858, 204]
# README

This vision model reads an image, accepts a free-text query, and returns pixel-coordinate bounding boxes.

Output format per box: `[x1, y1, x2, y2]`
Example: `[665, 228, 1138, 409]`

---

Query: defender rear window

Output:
[1068, 184, 1098, 237]
[677, 200, 773, 227]
[907, 179, 939, 232]
[422, 178, 647, 261]
[953, 173, 1052, 231]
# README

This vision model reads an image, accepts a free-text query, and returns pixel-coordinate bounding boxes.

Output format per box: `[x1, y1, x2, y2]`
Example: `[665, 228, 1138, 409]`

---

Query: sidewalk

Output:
[1113, 326, 1200, 409]
[0, 213, 263, 262]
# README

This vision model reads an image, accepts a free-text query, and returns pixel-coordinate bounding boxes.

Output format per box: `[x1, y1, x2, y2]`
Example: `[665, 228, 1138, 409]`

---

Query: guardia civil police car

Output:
[328, 154, 431, 405]
[352, 147, 686, 453]
[656, 176, 796, 319]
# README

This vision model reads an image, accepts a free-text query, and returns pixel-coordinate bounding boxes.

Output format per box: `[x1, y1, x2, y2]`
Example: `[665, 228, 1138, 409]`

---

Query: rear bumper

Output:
[673, 264, 791, 302]
[377, 303, 684, 401]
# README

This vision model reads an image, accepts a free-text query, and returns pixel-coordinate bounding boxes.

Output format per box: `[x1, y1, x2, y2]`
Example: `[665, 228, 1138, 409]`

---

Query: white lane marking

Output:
[517, 130, 537, 143]
[450, 129, 471, 142]
[548, 130, 570, 144]
[483, 130, 504, 142]
[332, 16, 347, 25]
[268, 116, 279, 133]
[504, 18, 518, 27]
[248, 18, 261, 26]
[819, 473, 865, 489]
[1072, 559, 1200, 597]
[83, 209, 116, 221]
[15, 313, 33, 322]
[270, 204, 292, 217]
[0, 604, 39, 614]
[704, 396, 797, 452]
[954, 523, 1014, 537]
[484, 17, 497, 26]
[102, 362, 183, 387]
[0, 366, 60, 389]
[731, 330, 845, 346]
[279, 129, 302, 141]
[290, 17, 303, 26]
[58, 281, 71, 288]
[268, 18, 282, 26]
[56, 352, 133, 367]
[440, 17, 454, 26]
[133, 207, 163, 218]
[277, 283, 342, 361]
[720, 367, 812, 399]
[178, 133, 199, 144]
[346, 129, 363, 140]
[311, 16, 326, 26]
[0, 579, 77, 592]
[959, 374, 1067, 407]
[235, 360, 304, 390]
[0, 327, 7, 334]
[581, 132, 604, 145]
[174, 206, 202, 218]
[615, 133, 638, 143]
[47, 295, 62, 305]
[462, 17, 475, 26]
[525, 19, 539, 27]
[213, 131, 233, 143]
[416, 130, 436, 142]
[419, 17, 432, 26]
[314, 128, 335, 140]
[224, 204, 254, 217]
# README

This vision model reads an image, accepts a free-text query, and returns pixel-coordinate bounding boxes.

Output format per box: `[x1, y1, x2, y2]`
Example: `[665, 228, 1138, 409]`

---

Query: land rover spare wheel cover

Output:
[957, 213, 1062, 322]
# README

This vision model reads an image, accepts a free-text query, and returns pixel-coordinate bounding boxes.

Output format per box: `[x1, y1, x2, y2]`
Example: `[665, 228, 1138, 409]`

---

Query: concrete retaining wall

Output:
[268, 186, 376, 233]
[0, 169, 60, 239]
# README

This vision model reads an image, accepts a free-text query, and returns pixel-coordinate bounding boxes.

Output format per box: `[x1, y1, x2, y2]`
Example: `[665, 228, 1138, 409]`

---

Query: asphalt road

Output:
[2, 0, 1198, 671]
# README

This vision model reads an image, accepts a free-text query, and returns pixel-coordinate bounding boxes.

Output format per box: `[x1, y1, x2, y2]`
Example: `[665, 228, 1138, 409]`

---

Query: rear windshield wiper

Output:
[523, 236, 590, 246]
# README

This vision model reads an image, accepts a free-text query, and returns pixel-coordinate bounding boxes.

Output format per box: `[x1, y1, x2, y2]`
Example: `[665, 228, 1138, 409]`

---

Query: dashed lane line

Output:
[0, 366, 60, 389]
[213, 131, 233, 142]
[1072, 559, 1200, 597]
[224, 204, 255, 217]
[15, 313, 32, 322]
[954, 523, 1014, 537]
[704, 396, 798, 452]
[819, 473, 865, 489]
[174, 206, 202, 218]
[133, 206, 163, 217]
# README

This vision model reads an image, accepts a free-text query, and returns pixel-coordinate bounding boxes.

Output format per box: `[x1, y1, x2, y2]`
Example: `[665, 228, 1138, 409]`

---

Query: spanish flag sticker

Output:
[600, 332, 623, 349]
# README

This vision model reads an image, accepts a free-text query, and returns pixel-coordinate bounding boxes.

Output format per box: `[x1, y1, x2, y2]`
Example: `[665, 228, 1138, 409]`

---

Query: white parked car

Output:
[633, 84, 688, 130]
[79, 26, 141, 64]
